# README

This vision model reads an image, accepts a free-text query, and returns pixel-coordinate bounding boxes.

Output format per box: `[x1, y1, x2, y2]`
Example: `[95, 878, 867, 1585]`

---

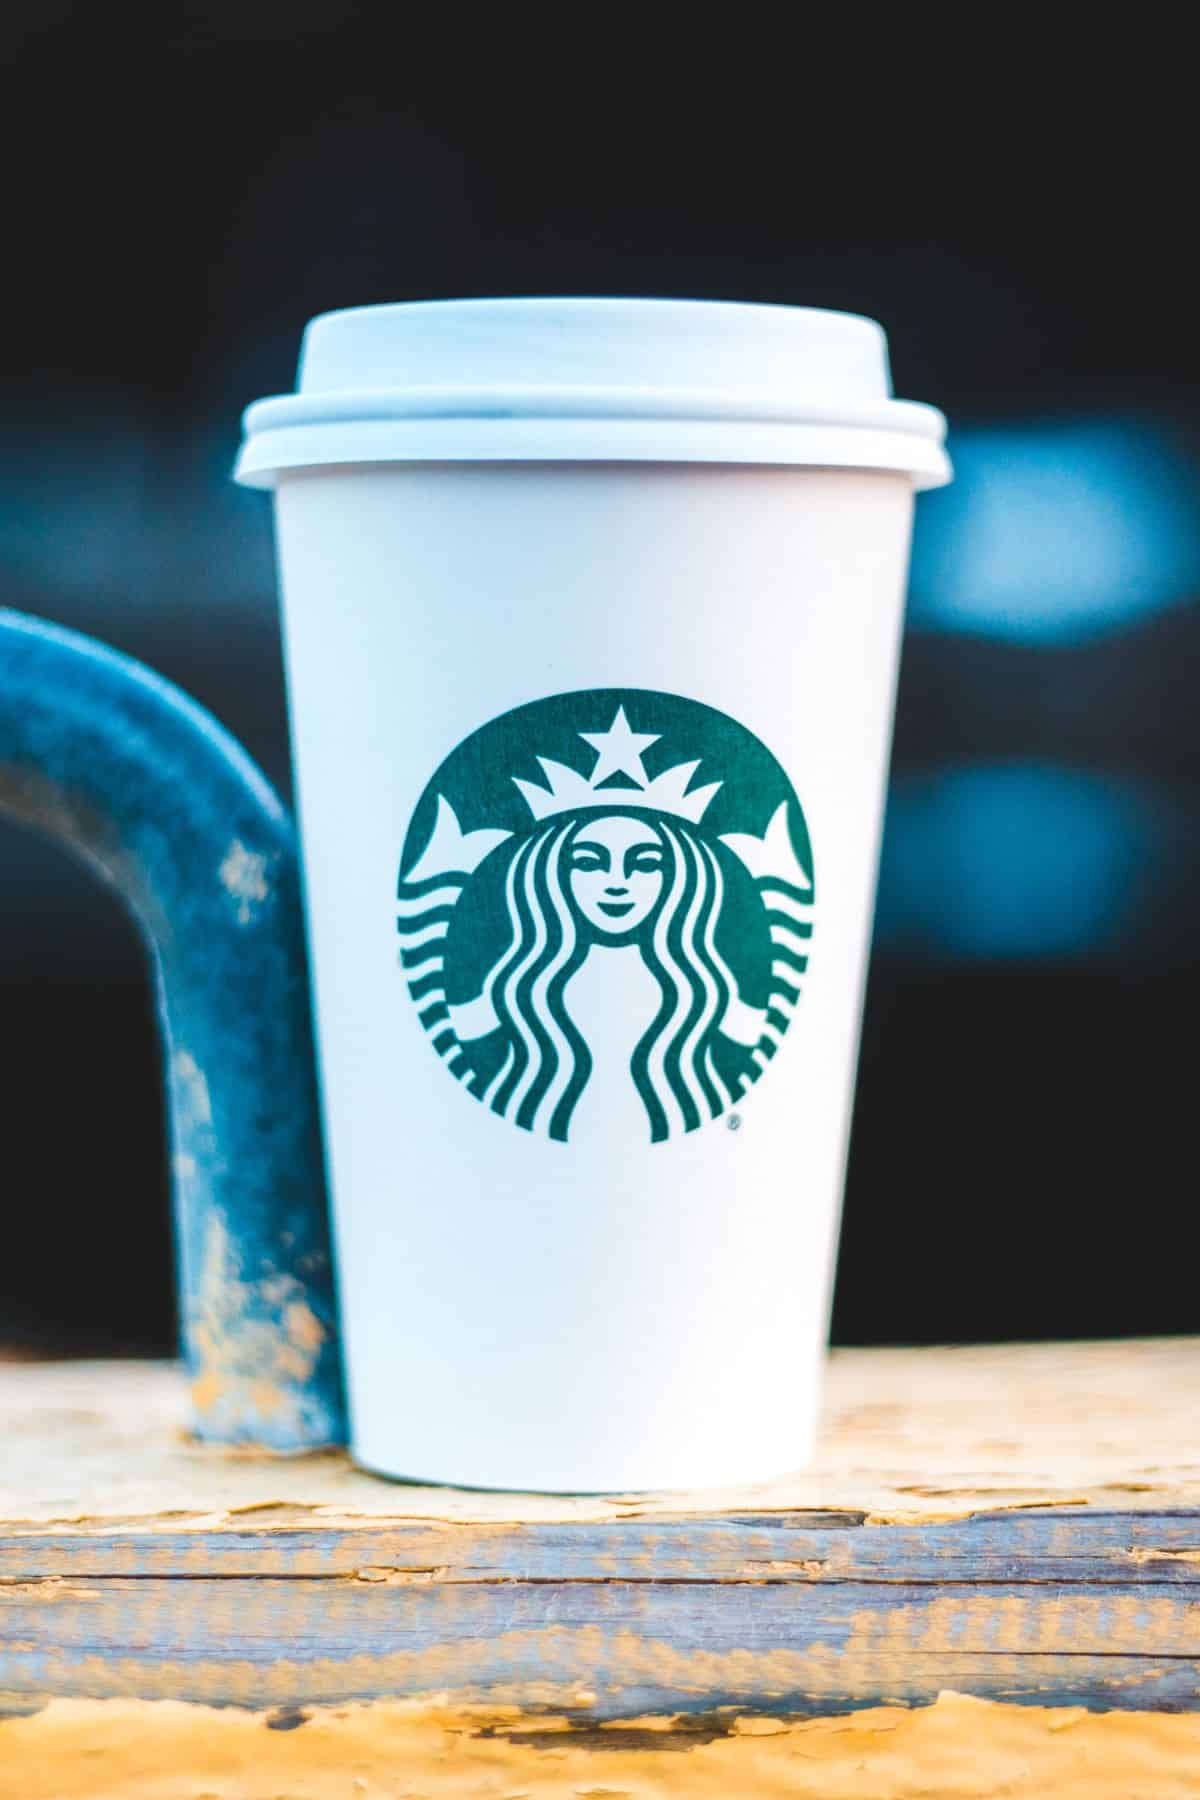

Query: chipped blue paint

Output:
[0, 609, 346, 1447]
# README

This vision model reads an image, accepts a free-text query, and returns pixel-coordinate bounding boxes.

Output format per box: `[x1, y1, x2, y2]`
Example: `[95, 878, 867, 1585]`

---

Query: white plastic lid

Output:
[234, 298, 950, 488]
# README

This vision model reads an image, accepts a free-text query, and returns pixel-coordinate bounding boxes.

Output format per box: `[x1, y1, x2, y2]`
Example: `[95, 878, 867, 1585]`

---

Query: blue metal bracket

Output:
[0, 609, 346, 1447]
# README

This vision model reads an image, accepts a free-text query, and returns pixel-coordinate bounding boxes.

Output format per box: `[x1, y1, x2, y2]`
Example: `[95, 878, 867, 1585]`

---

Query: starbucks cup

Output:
[236, 298, 950, 1491]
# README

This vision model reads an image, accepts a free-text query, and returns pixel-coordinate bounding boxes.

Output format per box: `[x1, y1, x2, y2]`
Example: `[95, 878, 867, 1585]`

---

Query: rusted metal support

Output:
[0, 609, 346, 1446]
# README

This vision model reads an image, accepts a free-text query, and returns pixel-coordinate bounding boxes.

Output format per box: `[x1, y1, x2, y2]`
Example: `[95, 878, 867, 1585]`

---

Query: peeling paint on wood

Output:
[4, 1574, 1200, 1716]
[6, 1345, 1200, 1531]
[3, 1350, 1200, 1789]
[12, 1509, 1200, 1586]
[5, 1691, 1200, 1800]
[1124, 1544, 1200, 1566]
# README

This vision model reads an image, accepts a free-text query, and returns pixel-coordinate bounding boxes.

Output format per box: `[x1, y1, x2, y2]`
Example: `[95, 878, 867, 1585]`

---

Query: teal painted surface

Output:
[0, 610, 345, 1446]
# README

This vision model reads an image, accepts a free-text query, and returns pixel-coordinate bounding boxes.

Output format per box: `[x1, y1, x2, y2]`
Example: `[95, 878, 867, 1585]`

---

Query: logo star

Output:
[580, 705, 660, 786]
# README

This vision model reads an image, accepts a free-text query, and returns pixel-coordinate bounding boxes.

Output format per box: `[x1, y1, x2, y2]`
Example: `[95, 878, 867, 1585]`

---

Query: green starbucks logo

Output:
[396, 689, 814, 1144]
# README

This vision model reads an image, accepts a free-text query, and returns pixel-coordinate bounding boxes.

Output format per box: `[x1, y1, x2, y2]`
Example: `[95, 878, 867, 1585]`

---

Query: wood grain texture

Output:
[3, 1508, 1200, 1583]
[4, 1339, 1200, 1527]
[3, 1573, 1200, 1715]
[2, 1345, 1200, 1730]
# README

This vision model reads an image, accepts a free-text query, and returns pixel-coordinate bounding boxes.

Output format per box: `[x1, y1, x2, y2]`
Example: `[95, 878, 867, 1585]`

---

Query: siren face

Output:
[567, 816, 666, 937]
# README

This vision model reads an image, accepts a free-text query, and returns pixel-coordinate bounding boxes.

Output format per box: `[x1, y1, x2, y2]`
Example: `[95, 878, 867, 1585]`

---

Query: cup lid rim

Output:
[235, 297, 950, 486]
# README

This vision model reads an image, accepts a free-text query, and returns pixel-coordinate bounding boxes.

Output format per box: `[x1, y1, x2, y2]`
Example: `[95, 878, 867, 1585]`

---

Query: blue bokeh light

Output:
[875, 762, 1164, 960]
[909, 420, 1200, 642]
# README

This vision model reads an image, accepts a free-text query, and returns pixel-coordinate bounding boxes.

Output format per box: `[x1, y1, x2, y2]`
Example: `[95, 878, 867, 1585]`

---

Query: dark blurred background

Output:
[1, 10, 1195, 1355]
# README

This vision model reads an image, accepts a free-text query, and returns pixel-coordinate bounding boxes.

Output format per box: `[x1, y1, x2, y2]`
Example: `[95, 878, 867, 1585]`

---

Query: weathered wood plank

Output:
[3, 1577, 1200, 1716]
[5, 1691, 1200, 1800]
[4, 1348, 1200, 1726]
[4, 1508, 1200, 1583]
[5, 1342, 1200, 1527]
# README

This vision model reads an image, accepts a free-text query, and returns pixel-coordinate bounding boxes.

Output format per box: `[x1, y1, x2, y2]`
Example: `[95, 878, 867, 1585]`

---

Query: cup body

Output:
[272, 459, 913, 1491]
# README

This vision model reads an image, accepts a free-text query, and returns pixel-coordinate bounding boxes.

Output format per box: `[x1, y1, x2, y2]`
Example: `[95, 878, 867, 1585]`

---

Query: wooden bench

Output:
[3, 1338, 1199, 1796]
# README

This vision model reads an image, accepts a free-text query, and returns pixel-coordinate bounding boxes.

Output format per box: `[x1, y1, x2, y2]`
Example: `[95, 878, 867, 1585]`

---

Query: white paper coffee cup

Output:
[236, 298, 950, 1491]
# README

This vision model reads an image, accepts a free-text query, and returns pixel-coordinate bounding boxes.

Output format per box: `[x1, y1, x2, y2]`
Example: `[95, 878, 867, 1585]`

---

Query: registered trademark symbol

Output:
[727, 1112, 742, 1132]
